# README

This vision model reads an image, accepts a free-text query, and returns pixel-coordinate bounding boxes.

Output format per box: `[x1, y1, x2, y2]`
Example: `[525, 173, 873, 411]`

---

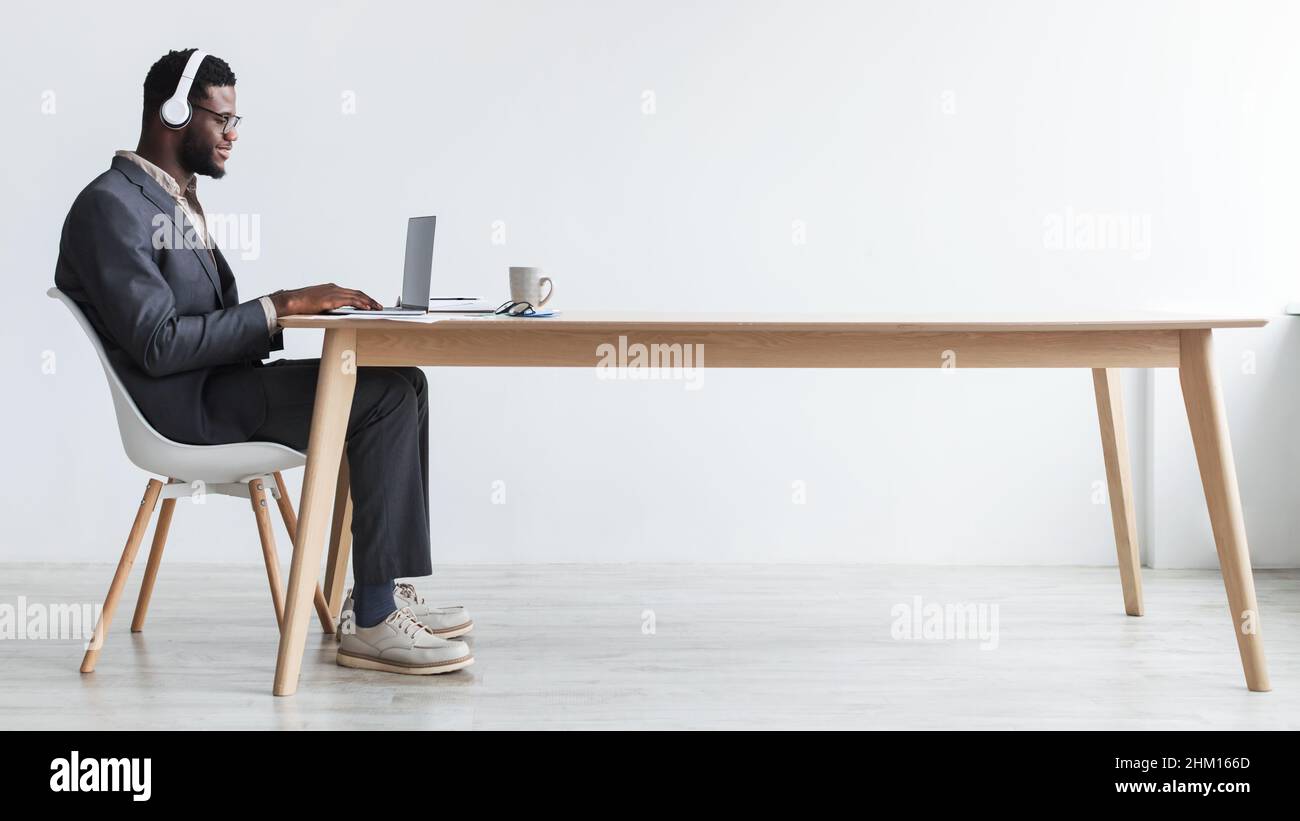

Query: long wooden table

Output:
[271, 312, 1271, 695]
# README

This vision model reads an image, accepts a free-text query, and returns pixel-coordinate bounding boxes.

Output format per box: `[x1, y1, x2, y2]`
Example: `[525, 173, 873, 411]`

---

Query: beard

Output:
[180, 129, 225, 179]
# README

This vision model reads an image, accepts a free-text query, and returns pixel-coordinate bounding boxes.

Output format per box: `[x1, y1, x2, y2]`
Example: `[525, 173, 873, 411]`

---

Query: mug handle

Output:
[537, 276, 554, 307]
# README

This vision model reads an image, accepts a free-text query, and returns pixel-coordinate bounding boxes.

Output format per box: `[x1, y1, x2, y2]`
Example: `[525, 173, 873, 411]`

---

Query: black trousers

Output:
[247, 358, 431, 584]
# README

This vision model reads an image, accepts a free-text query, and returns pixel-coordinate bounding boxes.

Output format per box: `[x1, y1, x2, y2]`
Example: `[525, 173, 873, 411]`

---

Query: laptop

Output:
[328, 216, 497, 315]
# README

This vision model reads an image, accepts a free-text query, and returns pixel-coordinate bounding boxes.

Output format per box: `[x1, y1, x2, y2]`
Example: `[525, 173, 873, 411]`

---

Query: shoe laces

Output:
[394, 582, 425, 605]
[385, 606, 431, 640]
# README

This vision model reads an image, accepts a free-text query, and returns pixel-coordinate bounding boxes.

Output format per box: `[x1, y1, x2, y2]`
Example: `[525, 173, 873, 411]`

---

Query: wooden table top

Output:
[278, 310, 1269, 333]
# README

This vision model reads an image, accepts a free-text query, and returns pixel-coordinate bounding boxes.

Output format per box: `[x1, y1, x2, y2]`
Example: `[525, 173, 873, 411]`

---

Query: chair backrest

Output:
[48, 287, 306, 485]
[48, 287, 192, 472]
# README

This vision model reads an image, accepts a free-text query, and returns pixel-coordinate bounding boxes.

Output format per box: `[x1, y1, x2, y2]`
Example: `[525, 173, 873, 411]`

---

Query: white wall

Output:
[2, 0, 1298, 568]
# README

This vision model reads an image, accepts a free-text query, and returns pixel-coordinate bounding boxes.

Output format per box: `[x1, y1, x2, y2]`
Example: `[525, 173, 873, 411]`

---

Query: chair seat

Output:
[128, 437, 306, 485]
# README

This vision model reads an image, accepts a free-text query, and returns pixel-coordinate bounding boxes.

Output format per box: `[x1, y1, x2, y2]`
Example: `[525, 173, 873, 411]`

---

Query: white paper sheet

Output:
[383, 313, 460, 323]
[309, 312, 454, 323]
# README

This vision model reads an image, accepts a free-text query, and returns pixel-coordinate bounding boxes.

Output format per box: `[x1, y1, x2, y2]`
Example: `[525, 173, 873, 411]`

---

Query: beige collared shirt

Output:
[115, 150, 278, 334]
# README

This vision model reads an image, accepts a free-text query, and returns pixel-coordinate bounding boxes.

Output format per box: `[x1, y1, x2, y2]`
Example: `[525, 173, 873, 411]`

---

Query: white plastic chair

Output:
[48, 288, 335, 673]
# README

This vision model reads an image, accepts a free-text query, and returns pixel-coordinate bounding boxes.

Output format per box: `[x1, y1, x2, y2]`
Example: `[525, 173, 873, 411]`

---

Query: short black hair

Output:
[142, 48, 236, 121]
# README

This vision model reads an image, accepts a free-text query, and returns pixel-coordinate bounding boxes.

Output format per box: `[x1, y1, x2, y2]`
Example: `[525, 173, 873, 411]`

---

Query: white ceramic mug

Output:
[509, 267, 554, 308]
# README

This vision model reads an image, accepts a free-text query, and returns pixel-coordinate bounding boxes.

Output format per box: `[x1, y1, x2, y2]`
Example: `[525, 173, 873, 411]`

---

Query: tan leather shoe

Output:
[336, 607, 473, 675]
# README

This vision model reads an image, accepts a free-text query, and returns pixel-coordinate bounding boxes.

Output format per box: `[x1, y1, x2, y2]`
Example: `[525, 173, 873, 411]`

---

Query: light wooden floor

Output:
[1, 562, 1295, 730]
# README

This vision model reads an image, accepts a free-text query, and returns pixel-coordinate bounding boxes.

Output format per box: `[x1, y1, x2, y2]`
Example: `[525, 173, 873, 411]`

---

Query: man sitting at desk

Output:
[53, 48, 473, 676]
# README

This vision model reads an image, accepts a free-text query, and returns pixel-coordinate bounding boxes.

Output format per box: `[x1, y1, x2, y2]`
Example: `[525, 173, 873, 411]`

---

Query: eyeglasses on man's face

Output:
[192, 103, 242, 134]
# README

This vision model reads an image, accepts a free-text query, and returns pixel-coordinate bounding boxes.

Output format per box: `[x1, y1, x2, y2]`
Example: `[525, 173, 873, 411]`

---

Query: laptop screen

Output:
[400, 216, 436, 309]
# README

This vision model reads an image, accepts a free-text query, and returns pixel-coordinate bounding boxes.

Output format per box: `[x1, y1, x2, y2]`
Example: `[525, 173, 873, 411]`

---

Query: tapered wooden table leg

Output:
[323, 453, 354, 620]
[1091, 369, 1144, 616]
[273, 329, 357, 695]
[1178, 330, 1270, 692]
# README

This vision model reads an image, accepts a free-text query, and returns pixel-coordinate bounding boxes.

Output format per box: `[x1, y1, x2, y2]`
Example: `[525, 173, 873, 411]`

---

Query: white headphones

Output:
[159, 50, 209, 129]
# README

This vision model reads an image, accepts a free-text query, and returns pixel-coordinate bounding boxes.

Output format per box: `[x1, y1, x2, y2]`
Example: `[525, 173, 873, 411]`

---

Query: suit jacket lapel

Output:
[111, 156, 225, 307]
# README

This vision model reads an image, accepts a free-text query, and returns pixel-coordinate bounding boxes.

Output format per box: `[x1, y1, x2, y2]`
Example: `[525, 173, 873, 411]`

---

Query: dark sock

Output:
[353, 581, 396, 628]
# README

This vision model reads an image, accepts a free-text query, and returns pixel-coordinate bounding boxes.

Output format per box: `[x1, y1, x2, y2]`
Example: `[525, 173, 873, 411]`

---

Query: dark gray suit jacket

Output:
[54, 156, 283, 445]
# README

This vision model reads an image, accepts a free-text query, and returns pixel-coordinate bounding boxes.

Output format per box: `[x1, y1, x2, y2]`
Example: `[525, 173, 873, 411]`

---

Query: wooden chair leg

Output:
[250, 478, 287, 628]
[1091, 369, 1144, 616]
[323, 454, 354, 621]
[81, 478, 163, 673]
[272, 471, 335, 634]
[130, 480, 178, 632]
